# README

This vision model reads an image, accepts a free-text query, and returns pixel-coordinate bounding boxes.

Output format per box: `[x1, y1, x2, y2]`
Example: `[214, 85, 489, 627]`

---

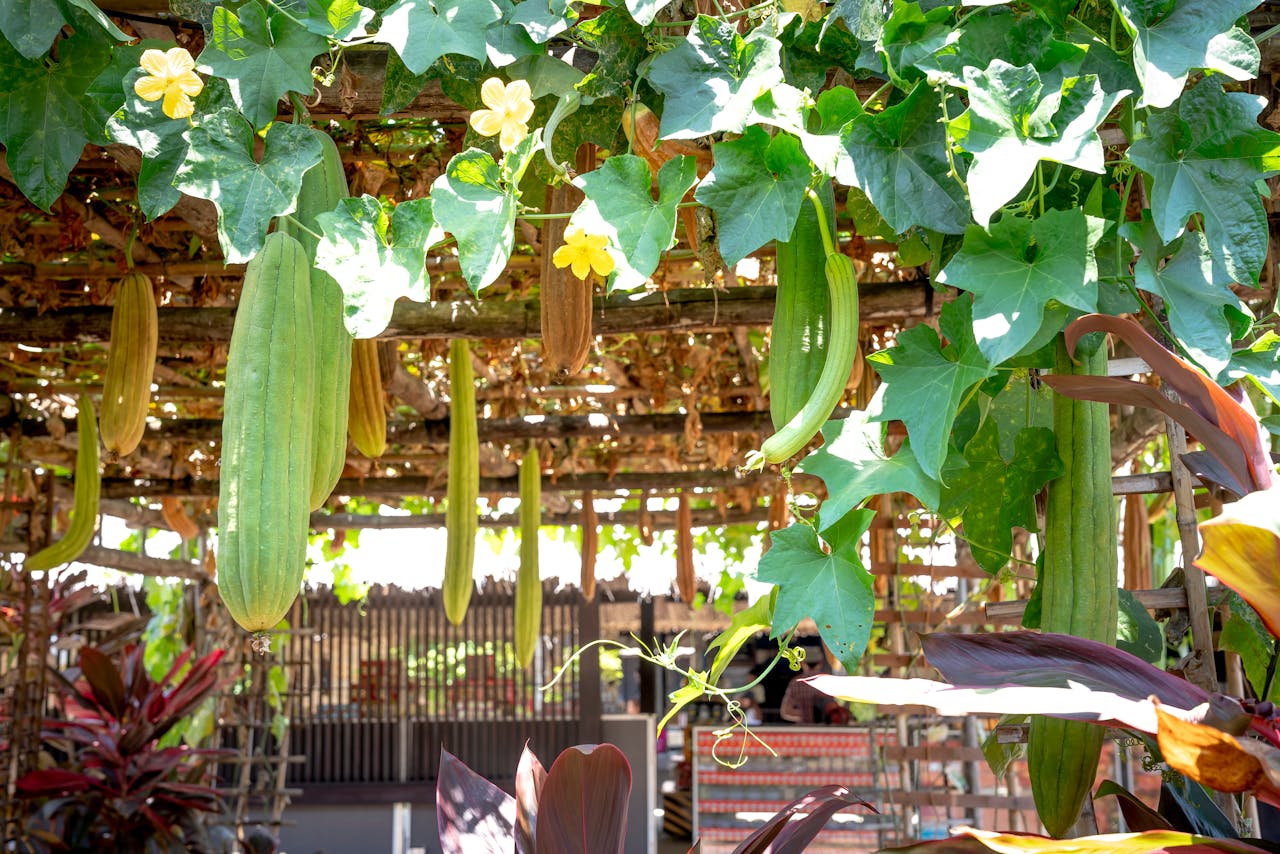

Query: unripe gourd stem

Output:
[805, 186, 837, 257]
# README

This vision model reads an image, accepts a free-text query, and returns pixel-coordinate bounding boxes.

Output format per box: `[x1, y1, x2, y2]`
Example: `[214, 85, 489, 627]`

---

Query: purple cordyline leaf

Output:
[436, 747, 514, 854]
[515, 742, 547, 854]
[78, 646, 126, 720]
[1041, 373, 1254, 497]
[920, 631, 1210, 709]
[1095, 780, 1174, 833]
[731, 785, 876, 854]
[1059, 314, 1274, 493]
[806, 674, 1164, 732]
[13, 768, 97, 797]
[534, 743, 631, 854]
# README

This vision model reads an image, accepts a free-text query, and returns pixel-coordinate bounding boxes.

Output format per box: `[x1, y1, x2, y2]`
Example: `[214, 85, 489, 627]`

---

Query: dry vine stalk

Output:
[160, 497, 199, 541]
[580, 489, 597, 600]
[539, 177, 593, 376]
[676, 492, 695, 604]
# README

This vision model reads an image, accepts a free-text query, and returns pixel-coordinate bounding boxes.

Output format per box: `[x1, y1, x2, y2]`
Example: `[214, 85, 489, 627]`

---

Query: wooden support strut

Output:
[0, 279, 936, 346]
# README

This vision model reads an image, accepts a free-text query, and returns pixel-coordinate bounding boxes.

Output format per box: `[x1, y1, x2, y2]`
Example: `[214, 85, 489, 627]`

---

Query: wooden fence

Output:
[283, 583, 602, 799]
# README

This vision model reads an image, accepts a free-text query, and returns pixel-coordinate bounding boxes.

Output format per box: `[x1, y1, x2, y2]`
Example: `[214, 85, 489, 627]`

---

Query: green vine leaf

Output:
[937, 208, 1101, 366]
[867, 298, 996, 480]
[509, 0, 575, 43]
[1111, 0, 1258, 109]
[174, 109, 323, 264]
[948, 60, 1125, 226]
[431, 132, 539, 294]
[939, 421, 1062, 574]
[1226, 332, 1280, 405]
[0, 12, 113, 211]
[1122, 214, 1247, 379]
[295, 0, 376, 40]
[1126, 78, 1280, 285]
[571, 153, 698, 293]
[623, 0, 675, 27]
[315, 195, 444, 338]
[0, 0, 127, 61]
[196, 2, 328, 130]
[693, 127, 811, 267]
[822, 0, 887, 42]
[646, 15, 784, 140]
[796, 411, 941, 531]
[375, 0, 502, 76]
[876, 1, 956, 86]
[107, 68, 197, 220]
[574, 8, 647, 100]
[757, 514, 876, 671]
[839, 81, 969, 235]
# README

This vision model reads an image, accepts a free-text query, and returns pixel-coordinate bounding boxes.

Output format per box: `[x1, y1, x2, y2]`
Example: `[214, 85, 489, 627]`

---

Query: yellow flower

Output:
[135, 47, 203, 120]
[552, 227, 615, 280]
[469, 78, 535, 151]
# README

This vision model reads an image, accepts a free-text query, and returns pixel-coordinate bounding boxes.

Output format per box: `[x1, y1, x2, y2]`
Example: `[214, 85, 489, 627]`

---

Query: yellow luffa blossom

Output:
[135, 47, 203, 119]
[469, 78, 535, 151]
[552, 227, 615, 280]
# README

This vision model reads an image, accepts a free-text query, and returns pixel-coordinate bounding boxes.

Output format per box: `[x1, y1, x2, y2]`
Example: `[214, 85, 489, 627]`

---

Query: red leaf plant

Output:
[13, 643, 231, 853]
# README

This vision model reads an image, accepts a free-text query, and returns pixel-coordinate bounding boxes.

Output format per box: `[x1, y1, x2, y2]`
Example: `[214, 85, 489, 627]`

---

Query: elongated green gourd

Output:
[218, 232, 316, 633]
[745, 248, 859, 469]
[100, 272, 157, 456]
[278, 131, 353, 510]
[27, 396, 99, 571]
[1028, 339, 1117, 837]
[443, 338, 479, 625]
[770, 180, 835, 430]
[514, 446, 541, 669]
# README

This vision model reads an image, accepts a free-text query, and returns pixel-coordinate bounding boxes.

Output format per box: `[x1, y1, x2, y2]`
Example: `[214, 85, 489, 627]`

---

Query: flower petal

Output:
[163, 87, 194, 120]
[176, 70, 204, 97]
[139, 49, 169, 77]
[563, 226, 585, 244]
[505, 79, 532, 104]
[164, 47, 196, 75]
[499, 121, 527, 151]
[590, 250, 615, 277]
[480, 77, 507, 110]
[583, 233, 609, 251]
[470, 109, 503, 137]
[134, 75, 167, 102]
[512, 99, 535, 124]
[552, 244, 576, 270]
[571, 255, 591, 279]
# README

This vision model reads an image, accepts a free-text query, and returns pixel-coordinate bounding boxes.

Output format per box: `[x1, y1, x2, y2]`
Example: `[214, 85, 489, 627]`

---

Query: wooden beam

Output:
[0, 279, 935, 346]
[75, 545, 208, 580]
[313, 504, 771, 531]
[984, 586, 1188, 622]
[97, 469, 813, 500]
[1, 409, 784, 445]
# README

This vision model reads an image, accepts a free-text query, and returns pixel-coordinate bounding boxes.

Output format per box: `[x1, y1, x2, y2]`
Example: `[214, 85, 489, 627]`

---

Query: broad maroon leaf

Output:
[1195, 487, 1280, 639]
[14, 768, 97, 796]
[806, 673, 1164, 732]
[731, 785, 876, 854]
[921, 632, 1211, 710]
[436, 747, 515, 854]
[874, 826, 1273, 852]
[1058, 314, 1273, 493]
[1095, 780, 1175, 833]
[78, 646, 126, 719]
[534, 743, 631, 854]
[515, 742, 547, 854]
[1041, 374, 1254, 497]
